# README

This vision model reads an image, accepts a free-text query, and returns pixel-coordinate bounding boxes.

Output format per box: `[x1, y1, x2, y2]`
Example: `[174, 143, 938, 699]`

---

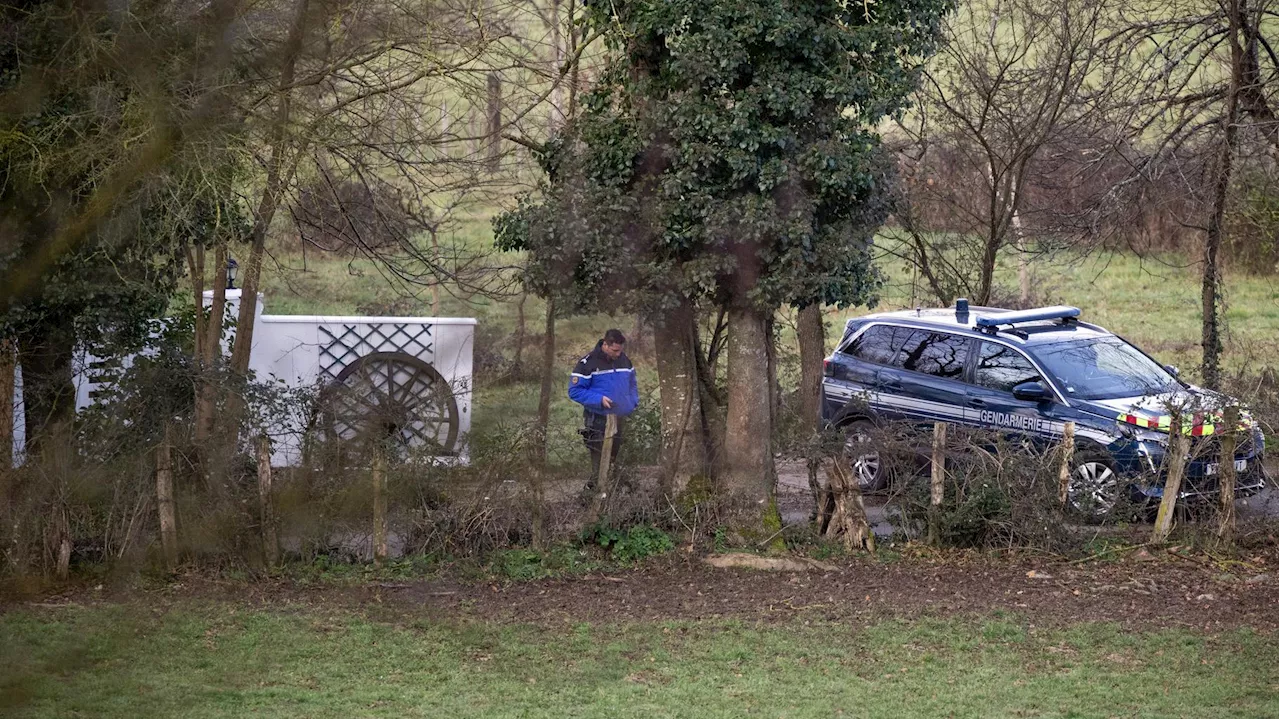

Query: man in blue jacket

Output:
[568, 328, 639, 490]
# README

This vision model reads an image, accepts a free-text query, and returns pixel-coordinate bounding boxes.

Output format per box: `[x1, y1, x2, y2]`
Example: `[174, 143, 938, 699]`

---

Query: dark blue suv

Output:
[821, 301, 1268, 513]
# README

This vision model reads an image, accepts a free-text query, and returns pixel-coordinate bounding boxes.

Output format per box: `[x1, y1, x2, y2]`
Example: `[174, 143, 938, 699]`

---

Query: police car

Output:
[821, 300, 1268, 513]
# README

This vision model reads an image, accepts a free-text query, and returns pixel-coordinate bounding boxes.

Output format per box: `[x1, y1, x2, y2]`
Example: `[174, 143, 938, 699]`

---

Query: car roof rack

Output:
[974, 305, 1080, 335]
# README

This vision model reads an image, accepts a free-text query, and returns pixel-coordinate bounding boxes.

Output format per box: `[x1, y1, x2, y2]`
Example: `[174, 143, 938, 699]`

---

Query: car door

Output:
[878, 329, 972, 426]
[825, 324, 907, 420]
[965, 340, 1056, 441]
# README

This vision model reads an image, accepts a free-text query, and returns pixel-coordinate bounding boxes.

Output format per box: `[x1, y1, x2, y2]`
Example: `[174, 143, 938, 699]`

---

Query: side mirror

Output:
[1163, 364, 1180, 378]
[1012, 381, 1052, 402]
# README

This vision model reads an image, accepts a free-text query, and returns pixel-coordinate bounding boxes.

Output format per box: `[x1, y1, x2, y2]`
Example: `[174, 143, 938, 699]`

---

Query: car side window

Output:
[843, 325, 901, 366]
[974, 341, 1043, 393]
[898, 331, 969, 379]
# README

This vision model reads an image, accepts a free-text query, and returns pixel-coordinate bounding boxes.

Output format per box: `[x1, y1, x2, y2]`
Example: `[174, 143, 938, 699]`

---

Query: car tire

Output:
[1066, 449, 1122, 521]
[843, 419, 887, 494]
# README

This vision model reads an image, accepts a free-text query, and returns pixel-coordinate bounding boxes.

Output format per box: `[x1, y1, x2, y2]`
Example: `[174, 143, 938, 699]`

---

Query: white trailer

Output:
[9, 290, 476, 467]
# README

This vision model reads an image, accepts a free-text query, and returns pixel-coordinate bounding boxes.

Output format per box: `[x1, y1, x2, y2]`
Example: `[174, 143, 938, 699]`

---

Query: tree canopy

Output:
[498, 0, 952, 317]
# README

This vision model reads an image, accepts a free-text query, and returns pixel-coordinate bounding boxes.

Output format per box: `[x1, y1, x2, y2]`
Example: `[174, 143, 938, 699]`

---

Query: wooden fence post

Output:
[257, 436, 279, 568]
[1216, 406, 1239, 541]
[372, 443, 388, 567]
[927, 422, 947, 546]
[1151, 418, 1189, 544]
[1057, 421, 1076, 506]
[156, 422, 178, 572]
[585, 414, 619, 525]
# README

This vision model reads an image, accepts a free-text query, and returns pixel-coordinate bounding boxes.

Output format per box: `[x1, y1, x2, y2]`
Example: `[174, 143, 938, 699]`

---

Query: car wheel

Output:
[843, 420, 886, 493]
[1067, 452, 1121, 520]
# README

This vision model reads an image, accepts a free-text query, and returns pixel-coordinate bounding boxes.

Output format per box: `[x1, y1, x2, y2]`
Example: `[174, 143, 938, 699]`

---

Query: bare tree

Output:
[224, 0, 533, 384]
[887, 0, 1114, 307]
[1094, 0, 1277, 387]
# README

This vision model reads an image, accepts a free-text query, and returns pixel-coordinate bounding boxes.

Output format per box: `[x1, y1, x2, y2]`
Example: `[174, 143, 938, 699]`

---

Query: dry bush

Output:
[847, 422, 1153, 553]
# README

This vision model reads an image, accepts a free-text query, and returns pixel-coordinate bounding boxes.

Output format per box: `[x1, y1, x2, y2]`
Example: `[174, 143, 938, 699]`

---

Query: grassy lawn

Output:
[1, 604, 1273, 718]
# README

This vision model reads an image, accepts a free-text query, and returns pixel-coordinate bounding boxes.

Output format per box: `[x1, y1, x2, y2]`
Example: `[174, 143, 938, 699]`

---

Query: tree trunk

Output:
[54, 505, 70, 581]
[17, 323, 75, 458]
[977, 236, 998, 307]
[486, 73, 502, 172]
[1201, 0, 1244, 391]
[693, 306, 727, 476]
[548, 0, 564, 134]
[372, 443, 387, 566]
[628, 316, 642, 358]
[1152, 431, 1189, 544]
[1015, 221, 1030, 307]
[722, 306, 781, 543]
[230, 0, 310, 379]
[797, 304, 825, 519]
[195, 242, 228, 444]
[654, 298, 705, 498]
[257, 435, 279, 567]
[513, 291, 527, 375]
[0, 338, 13, 471]
[533, 299, 557, 466]
[0, 338, 13, 568]
[566, 0, 580, 118]
[1216, 406, 1239, 541]
[430, 227, 441, 316]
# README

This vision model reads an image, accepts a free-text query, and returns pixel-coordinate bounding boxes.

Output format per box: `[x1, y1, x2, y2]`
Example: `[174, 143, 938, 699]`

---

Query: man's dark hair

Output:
[603, 328, 626, 345]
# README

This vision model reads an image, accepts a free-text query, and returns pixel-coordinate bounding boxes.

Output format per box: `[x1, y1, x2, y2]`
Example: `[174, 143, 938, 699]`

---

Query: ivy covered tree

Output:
[498, 0, 950, 534]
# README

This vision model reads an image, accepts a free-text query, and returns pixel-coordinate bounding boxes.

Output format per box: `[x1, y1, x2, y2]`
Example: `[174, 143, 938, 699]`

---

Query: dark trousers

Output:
[581, 412, 625, 487]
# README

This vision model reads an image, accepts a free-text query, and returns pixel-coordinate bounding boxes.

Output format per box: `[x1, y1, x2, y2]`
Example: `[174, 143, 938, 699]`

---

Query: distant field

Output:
[850, 246, 1278, 374]
[2, 604, 1274, 718]
[257, 219, 1277, 462]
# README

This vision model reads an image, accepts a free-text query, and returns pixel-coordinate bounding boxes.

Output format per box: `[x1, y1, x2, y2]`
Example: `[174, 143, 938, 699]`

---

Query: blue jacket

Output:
[568, 341, 639, 417]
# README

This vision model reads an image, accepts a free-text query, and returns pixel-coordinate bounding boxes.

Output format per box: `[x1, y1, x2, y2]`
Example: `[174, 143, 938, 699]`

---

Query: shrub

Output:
[579, 523, 674, 563]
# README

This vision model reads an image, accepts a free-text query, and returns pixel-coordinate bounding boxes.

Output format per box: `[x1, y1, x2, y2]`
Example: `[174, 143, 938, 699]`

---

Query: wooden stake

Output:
[1216, 406, 1239, 541]
[257, 436, 279, 568]
[1151, 427, 1189, 544]
[586, 414, 619, 525]
[927, 422, 947, 546]
[156, 422, 178, 572]
[1058, 421, 1076, 506]
[372, 443, 388, 566]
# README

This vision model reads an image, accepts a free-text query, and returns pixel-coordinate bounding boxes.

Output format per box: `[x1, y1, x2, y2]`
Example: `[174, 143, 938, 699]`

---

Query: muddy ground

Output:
[11, 547, 1276, 636]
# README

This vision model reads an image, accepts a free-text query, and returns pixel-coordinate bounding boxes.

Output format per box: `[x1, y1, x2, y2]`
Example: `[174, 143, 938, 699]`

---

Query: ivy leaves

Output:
[500, 0, 951, 314]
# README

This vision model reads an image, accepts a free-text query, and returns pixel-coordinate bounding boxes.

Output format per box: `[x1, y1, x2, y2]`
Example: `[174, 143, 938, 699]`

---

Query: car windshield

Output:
[1032, 338, 1180, 400]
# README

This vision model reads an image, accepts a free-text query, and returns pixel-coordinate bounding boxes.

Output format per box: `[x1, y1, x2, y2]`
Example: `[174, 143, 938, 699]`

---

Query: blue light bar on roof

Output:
[975, 306, 1080, 328]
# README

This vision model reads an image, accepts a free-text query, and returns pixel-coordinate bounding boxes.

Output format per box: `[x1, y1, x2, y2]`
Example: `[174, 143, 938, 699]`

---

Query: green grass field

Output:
[1, 604, 1274, 718]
